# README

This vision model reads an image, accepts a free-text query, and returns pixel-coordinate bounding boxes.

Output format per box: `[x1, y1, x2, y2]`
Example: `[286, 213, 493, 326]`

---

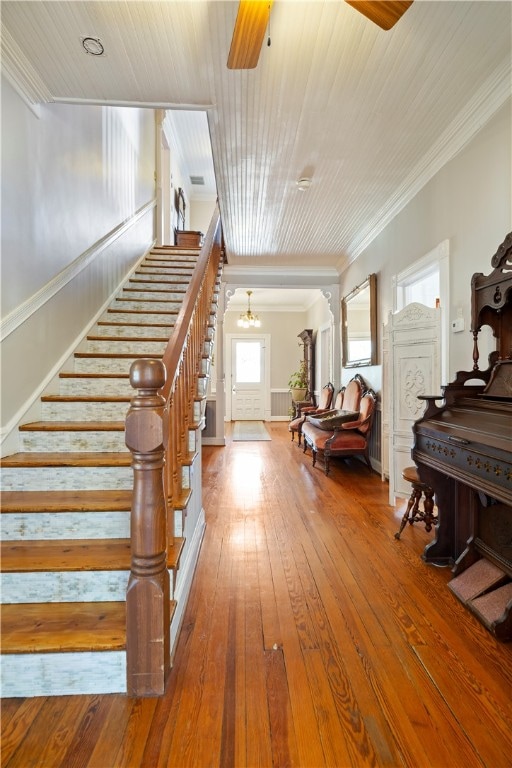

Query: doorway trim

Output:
[317, 321, 333, 394]
[392, 238, 449, 383]
[225, 333, 271, 422]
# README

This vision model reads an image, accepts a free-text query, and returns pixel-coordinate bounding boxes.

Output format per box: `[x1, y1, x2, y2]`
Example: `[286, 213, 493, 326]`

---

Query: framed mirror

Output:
[341, 273, 377, 368]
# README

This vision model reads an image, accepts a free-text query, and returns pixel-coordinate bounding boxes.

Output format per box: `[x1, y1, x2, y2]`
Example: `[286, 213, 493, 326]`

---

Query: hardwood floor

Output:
[2, 422, 511, 767]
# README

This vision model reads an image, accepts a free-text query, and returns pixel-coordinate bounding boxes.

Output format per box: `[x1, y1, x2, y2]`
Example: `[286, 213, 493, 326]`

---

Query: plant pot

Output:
[290, 387, 308, 403]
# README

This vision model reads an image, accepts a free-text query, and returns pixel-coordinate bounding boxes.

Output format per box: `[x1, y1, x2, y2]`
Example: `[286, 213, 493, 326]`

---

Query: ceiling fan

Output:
[227, 0, 414, 70]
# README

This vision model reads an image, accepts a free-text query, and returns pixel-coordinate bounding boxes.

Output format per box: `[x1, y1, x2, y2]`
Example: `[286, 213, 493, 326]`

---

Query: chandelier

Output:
[237, 290, 261, 328]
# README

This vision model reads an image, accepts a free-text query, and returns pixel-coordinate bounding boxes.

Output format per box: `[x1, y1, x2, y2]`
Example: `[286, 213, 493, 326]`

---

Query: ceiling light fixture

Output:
[82, 37, 104, 56]
[237, 290, 261, 328]
[297, 177, 312, 191]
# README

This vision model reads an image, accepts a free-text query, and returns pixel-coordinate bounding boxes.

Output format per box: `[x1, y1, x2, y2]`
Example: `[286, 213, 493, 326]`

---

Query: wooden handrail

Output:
[125, 206, 223, 696]
[160, 208, 222, 401]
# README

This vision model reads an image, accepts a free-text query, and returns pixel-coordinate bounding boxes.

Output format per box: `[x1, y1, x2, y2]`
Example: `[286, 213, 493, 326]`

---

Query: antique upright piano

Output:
[413, 232, 512, 640]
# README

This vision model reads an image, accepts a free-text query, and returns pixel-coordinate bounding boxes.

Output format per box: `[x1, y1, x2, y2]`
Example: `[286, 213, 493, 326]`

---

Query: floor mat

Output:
[233, 421, 271, 441]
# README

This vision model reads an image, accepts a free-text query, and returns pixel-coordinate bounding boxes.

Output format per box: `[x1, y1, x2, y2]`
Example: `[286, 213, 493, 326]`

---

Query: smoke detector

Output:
[296, 177, 312, 191]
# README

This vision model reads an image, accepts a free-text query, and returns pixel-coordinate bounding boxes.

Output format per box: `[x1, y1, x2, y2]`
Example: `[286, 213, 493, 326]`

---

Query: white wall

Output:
[190, 199, 217, 236]
[1, 77, 156, 441]
[339, 100, 511, 393]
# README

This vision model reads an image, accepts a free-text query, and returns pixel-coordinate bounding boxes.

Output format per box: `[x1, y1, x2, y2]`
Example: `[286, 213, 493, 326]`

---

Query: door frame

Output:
[392, 239, 449, 383]
[225, 333, 271, 422]
[317, 321, 333, 394]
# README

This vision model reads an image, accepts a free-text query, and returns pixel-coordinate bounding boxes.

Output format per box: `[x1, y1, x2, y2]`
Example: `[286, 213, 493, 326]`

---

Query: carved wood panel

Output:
[384, 303, 441, 503]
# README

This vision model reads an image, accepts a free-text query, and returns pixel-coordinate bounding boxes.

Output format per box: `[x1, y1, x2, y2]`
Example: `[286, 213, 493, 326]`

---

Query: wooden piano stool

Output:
[395, 466, 436, 540]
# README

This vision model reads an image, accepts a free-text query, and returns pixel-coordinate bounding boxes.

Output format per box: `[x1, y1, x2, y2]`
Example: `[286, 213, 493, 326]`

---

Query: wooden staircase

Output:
[0, 241, 221, 697]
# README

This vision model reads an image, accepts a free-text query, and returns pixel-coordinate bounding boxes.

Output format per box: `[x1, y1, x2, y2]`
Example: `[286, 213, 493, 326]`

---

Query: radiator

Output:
[271, 390, 292, 420]
[369, 406, 381, 465]
[203, 400, 217, 437]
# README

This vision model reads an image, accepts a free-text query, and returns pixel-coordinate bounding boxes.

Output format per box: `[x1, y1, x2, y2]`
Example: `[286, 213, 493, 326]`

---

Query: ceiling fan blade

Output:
[227, 1, 273, 70]
[345, 1, 413, 30]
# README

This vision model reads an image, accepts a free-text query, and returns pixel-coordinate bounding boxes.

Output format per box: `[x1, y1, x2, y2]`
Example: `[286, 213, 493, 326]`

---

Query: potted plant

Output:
[288, 359, 309, 403]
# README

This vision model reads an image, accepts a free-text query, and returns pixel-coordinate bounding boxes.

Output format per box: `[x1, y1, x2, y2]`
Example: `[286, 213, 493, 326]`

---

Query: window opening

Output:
[396, 264, 440, 311]
[235, 341, 261, 384]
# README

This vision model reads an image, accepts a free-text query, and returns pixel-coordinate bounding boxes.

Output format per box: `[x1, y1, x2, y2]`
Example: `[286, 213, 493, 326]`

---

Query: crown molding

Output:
[346, 58, 512, 265]
[53, 96, 215, 109]
[1, 28, 53, 108]
[223, 264, 339, 281]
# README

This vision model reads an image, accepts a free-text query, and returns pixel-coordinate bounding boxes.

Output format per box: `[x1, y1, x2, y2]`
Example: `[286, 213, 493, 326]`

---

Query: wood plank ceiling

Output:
[2, 1, 511, 272]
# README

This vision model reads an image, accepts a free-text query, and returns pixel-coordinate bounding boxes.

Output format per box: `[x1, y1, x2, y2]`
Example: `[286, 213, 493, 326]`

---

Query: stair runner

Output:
[0, 246, 218, 697]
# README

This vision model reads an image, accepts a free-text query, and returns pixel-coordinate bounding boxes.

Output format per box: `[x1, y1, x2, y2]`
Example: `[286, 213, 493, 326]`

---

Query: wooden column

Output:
[125, 358, 170, 696]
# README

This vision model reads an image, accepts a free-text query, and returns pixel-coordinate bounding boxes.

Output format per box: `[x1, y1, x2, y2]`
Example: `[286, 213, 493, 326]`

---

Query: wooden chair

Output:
[288, 382, 334, 445]
[302, 388, 377, 476]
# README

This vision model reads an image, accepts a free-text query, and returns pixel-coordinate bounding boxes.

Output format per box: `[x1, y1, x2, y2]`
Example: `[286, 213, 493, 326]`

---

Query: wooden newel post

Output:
[125, 358, 170, 696]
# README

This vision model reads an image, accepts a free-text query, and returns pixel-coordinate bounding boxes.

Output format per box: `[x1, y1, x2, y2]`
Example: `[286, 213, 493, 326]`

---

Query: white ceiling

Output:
[2, 1, 511, 282]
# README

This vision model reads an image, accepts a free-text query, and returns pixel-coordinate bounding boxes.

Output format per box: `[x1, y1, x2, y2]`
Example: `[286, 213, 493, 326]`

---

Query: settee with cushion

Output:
[288, 382, 334, 444]
[301, 378, 377, 475]
[301, 373, 364, 454]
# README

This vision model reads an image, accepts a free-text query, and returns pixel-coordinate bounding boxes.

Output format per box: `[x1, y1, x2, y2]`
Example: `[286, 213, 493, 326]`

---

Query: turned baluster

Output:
[125, 358, 170, 696]
[472, 329, 480, 371]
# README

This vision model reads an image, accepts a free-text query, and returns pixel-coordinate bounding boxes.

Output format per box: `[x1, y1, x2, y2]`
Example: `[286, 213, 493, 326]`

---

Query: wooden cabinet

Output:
[292, 329, 315, 417]
[175, 230, 204, 248]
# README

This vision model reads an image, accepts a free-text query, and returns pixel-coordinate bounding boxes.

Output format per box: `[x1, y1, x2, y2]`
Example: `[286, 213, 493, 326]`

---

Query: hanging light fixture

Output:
[237, 290, 261, 328]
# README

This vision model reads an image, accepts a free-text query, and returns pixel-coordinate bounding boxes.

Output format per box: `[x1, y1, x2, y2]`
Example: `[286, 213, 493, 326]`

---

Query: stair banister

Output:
[125, 206, 223, 696]
[125, 358, 170, 697]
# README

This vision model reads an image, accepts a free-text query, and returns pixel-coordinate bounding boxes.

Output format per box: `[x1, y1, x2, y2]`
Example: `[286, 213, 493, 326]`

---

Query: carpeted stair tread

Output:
[122, 286, 187, 294]
[116, 296, 180, 304]
[96, 321, 174, 328]
[1, 452, 131, 468]
[142, 249, 196, 253]
[145, 266, 195, 272]
[129, 277, 190, 285]
[87, 334, 170, 342]
[74, 351, 162, 359]
[106, 308, 179, 316]
[0, 489, 133, 513]
[1, 537, 185, 572]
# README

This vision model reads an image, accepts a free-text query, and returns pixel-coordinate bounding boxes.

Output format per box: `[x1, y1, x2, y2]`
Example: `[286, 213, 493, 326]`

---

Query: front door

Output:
[231, 338, 265, 420]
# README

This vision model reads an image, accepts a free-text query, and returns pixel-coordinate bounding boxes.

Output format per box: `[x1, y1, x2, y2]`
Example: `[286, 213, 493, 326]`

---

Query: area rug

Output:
[233, 421, 271, 441]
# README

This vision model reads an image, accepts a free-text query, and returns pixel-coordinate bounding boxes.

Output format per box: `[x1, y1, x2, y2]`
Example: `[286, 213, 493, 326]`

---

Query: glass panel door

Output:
[231, 338, 265, 420]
